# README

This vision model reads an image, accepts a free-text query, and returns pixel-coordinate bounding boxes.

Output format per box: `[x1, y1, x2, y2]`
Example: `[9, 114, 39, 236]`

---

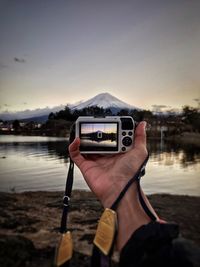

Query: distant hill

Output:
[0, 105, 65, 122]
[20, 115, 49, 123]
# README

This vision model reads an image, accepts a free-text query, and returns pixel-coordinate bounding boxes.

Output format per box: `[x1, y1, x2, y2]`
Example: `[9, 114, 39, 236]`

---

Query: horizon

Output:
[0, 0, 200, 113]
[0, 91, 198, 119]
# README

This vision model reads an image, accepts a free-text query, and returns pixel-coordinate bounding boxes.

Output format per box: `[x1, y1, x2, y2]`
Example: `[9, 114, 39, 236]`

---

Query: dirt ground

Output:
[0, 190, 199, 267]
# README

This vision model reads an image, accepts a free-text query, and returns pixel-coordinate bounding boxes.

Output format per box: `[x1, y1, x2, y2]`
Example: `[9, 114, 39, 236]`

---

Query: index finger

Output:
[68, 137, 85, 168]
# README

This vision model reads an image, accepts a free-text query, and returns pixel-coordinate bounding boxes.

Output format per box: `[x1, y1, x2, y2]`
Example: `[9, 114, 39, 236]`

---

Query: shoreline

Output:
[0, 190, 200, 266]
[1, 131, 200, 146]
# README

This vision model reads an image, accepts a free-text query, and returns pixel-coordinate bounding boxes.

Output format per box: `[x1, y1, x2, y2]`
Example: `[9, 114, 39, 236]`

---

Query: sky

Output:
[0, 0, 200, 113]
[81, 123, 117, 134]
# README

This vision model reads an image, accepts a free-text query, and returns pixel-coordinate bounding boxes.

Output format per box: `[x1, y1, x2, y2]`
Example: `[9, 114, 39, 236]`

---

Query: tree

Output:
[182, 106, 200, 131]
[117, 109, 130, 116]
[50, 106, 75, 121]
[104, 108, 112, 116]
[12, 120, 20, 131]
[48, 112, 55, 120]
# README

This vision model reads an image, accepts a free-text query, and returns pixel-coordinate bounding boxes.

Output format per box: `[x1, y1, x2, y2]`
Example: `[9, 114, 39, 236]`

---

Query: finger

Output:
[68, 137, 85, 168]
[134, 121, 147, 149]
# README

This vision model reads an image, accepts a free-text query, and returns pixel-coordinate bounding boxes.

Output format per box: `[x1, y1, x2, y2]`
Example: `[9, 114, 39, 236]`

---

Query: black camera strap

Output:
[54, 125, 75, 267]
[60, 158, 74, 233]
[54, 157, 74, 267]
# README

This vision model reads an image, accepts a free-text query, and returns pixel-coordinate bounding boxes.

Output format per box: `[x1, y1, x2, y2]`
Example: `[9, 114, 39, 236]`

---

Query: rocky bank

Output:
[0, 191, 199, 267]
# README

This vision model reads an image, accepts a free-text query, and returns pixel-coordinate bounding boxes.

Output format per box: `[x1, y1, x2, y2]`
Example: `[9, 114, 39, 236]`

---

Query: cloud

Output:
[152, 104, 169, 109]
[14, 57, 26, 63]
[167, 108, 181, 114]
[193, 98, 200, 108]
[151, 104, 173, 113]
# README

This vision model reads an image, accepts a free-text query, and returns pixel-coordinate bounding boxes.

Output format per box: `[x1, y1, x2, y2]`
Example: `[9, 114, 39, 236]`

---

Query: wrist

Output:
[115, 183, 151, 251]
[100, 180, 127, 208]
[99, 178, 154, 251]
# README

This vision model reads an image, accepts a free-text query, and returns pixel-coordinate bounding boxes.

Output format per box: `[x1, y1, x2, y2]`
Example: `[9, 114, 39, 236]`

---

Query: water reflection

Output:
[81, 139, 117, 147]
[0, 136, 70, 192]
[0, 135, 199, 194]
[1, 136, 199, 168]
[1, 137, 199, 168]
[0, 138, 69, 163]
[148, 140, 200, 168]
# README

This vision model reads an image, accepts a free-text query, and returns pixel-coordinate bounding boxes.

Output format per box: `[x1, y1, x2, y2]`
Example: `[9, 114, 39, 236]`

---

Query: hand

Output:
[69, 121, 148, 208]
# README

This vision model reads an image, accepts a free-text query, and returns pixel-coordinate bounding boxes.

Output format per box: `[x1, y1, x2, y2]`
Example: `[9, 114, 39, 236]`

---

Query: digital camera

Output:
[75, 116, 135, 154]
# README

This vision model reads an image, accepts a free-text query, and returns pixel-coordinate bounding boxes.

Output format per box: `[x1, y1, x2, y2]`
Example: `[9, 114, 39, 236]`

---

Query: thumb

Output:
[68, 137, 85, 168]
[134, 121, 147, 149]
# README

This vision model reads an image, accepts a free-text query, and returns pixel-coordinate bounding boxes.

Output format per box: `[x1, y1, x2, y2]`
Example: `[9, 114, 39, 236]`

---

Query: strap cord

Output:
[60, 124, 75, 234]
[110, 153, 156, 220]
[110, 155, 149, 211]
[111, 154, 156, 221]
[60, 158, 74, 233]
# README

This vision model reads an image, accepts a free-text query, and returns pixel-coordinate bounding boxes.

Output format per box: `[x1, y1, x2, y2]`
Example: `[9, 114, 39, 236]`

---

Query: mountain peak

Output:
[71, 92, 137, 111]
[96, 92, 113, 98]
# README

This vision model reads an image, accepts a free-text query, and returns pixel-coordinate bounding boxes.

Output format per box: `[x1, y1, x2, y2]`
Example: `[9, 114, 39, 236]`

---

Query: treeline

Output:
[48, 106, 155, 122]
[1, 105, 199, 137]
[47, 105, 200, 131]
[48, 106, 109, 121]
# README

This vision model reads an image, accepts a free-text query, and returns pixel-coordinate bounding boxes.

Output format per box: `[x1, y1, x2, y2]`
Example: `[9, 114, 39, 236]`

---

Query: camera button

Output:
[122, 147, 126, 151]
[128, 131, 133, 136]
[122, 131, 126, 136]
[122, 136, 132, 146]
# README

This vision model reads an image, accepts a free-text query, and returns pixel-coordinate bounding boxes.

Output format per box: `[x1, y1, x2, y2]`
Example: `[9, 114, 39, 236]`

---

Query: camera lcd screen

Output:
[79, 122, 118, 151]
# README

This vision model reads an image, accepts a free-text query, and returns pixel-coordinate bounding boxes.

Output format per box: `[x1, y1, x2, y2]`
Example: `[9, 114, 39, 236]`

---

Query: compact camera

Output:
[75, 116, 135, 154]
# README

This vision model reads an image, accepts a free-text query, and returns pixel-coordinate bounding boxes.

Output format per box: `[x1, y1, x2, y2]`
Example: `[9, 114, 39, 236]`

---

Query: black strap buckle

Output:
[63, 195, 70, 207]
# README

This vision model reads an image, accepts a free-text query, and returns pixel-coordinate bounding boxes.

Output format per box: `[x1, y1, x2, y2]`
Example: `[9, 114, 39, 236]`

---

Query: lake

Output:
[0, 135, 199, 196]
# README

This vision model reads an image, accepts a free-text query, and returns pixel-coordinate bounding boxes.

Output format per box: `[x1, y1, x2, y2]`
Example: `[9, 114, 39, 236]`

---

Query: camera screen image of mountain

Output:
[80, 122, 118, 152]
[75, 116, 135, 154]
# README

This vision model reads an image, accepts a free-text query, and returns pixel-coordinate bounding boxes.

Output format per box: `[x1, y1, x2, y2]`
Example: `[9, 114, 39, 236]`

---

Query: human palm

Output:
[69, 122, 147, 207]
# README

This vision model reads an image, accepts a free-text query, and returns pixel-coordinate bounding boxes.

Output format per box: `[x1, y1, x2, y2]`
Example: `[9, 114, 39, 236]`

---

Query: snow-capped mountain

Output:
[70, 93, 137, 111]
[0, 93, 138, 121]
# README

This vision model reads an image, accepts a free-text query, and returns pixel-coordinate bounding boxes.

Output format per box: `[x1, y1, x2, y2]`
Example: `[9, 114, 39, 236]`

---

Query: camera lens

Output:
[122, 136, 132, 146]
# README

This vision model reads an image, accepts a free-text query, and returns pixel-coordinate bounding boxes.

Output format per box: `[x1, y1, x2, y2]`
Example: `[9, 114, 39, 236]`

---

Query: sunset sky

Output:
[0, 0, 200, 112]
[81, 123, 117, 134]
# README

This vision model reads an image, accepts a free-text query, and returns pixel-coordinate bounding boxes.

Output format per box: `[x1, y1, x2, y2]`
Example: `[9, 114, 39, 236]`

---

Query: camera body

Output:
[75, 116, 135, 154]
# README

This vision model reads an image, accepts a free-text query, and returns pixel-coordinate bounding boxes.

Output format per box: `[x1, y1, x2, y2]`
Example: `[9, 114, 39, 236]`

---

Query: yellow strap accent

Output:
[55, 231, 73, 266]
[93, 208, 117, 255]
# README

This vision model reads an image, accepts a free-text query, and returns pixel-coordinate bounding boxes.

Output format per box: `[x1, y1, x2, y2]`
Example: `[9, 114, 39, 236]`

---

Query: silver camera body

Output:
[75, 116, 135, 154]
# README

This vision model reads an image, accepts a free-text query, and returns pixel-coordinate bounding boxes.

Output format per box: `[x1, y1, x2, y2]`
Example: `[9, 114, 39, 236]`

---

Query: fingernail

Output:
[141, 121, 147, 130]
